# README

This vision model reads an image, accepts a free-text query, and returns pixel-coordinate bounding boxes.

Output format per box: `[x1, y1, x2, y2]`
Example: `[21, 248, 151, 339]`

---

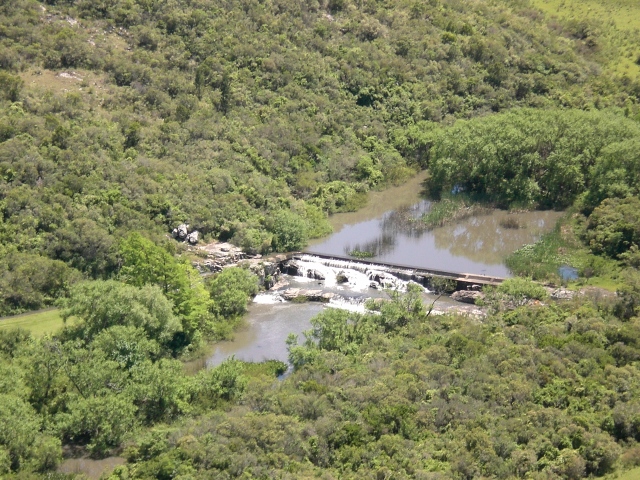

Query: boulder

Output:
[247, 260, 280, 289]
[549, 287, 574, 300]
[307, 269, 325, 281]
[282, 288, 301, 301]
[305, 289, 324, 301]
[173, 223, 189, 240]
[282, 260, 300, 276]
[187, 231, 199, 244]
[281, 288, 333, 303]
[451, 290, 484, 305]
[336, 271, 349, 284]
[320, 292, 335, 302]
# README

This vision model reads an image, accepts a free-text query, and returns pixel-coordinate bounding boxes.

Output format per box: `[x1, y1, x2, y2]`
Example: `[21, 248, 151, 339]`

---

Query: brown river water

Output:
[308, 172, 563, 278]
[202, 173, 562, 369]
[62, 174, 563, 478]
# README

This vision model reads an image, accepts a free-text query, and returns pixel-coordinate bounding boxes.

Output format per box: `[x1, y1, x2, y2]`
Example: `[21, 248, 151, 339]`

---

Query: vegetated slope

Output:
[530, 0, 640, 80]
[0, 0, 635, 315]
[111, 286, 640, 479]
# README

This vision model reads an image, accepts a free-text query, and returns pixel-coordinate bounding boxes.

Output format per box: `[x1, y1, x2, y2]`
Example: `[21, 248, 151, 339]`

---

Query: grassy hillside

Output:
[531, 0, 640, 79]
[613, 466, 640, 480]
[0, 309, 64, 335]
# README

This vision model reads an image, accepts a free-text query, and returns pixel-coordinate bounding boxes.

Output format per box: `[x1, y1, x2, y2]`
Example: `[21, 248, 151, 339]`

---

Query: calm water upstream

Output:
[308, 174, 563, 278]
[203, 173, 563, 369]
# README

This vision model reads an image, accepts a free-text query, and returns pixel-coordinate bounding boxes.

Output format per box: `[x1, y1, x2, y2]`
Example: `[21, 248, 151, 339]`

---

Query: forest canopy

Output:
[1, 0, 640, 478]
[0, 0, 639, 314]
[415, 109, 640, 210]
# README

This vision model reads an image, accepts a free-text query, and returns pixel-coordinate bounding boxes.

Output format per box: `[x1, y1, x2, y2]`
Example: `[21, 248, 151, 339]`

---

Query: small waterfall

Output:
[253, 292, 285, 304]
[326, 295, 371, 313]
[286, 254, 430, 293]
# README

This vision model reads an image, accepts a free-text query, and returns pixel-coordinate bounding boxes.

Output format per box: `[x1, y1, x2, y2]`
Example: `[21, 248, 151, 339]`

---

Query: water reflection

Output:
[433, 211, 563, 265]
[308, 177, 563, 277]
[344, 233, 396, 258]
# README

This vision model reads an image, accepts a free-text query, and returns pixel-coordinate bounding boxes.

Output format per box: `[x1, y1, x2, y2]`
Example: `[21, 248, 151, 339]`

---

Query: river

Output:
[308, 172, 562, 277]
[201, 173, 562, 369]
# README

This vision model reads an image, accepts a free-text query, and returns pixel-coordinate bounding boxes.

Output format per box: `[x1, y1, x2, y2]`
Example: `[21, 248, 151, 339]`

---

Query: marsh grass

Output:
[422, 196, 490, 229]
[243, 360, 288, 378]
[348, 249, 375, 259]
[506, 214, 624, 288]
[506, 218, 577, 282]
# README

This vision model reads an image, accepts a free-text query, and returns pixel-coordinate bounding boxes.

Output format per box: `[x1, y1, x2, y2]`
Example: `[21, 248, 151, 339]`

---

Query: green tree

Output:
[62, 280, 181, 346]
[268, 210, 309, 252]
[0, 72, 22, 102]
[56, 393, 137, 454]
[0, 394, 50, 472]
[207, 267, 258, 318]
[190, 358, 248, 410]
[92, 325, 161, 369]
[586, 196, 640, 258]
[118, 233, 212, 342]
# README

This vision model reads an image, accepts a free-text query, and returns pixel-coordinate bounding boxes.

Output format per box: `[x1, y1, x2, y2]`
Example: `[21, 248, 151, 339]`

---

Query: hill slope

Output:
[0, 0, 637, 315]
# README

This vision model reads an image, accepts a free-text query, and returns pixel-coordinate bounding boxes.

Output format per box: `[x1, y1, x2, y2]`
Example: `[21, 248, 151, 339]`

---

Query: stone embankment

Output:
[191, 242, 284, 289]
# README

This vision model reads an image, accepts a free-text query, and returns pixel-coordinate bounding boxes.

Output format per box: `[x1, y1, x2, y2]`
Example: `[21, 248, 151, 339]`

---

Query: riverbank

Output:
[183, 170, 568, 374]
[506, 211, 625, 289]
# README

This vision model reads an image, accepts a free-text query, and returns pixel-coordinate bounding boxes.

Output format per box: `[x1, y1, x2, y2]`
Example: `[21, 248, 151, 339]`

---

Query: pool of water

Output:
[58, 457, 125, 479]
[203, 173, 563, 370]
[308, 179, 562, 277]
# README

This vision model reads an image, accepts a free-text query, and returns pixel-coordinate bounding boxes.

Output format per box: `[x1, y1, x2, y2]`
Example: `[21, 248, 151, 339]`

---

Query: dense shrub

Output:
[586, 197, 640, 258]
[426, 109, 640, 209]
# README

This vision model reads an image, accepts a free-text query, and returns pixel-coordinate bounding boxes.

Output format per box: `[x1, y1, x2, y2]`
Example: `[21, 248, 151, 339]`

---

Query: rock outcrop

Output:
[281, 288, 334, 302]
[187, 231, 199, 244]
[191, 241, 283, 289]
[548, 287, 574, 300]
[336, 271, 349, 284]
[451, 290, 484, 305]
[307, 269, 325, 281]
[172, 223, 200, 245]
[172, 223, 189, 240]
[281, 260, 300, 276]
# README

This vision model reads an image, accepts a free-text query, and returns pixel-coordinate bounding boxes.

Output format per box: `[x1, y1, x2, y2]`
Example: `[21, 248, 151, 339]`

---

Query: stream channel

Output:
[203, 173, 563, 370]
[59, 176, 564, 479]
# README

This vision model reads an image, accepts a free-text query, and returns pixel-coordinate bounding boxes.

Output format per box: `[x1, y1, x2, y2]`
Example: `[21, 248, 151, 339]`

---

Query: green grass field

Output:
[606, 466, 640, 480]
[531, 0, 640, 79]
[0, 309, 66, 336]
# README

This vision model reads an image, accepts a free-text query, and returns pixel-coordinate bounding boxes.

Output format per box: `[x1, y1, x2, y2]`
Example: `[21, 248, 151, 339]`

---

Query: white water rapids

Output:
[252, 254, 430, 313]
